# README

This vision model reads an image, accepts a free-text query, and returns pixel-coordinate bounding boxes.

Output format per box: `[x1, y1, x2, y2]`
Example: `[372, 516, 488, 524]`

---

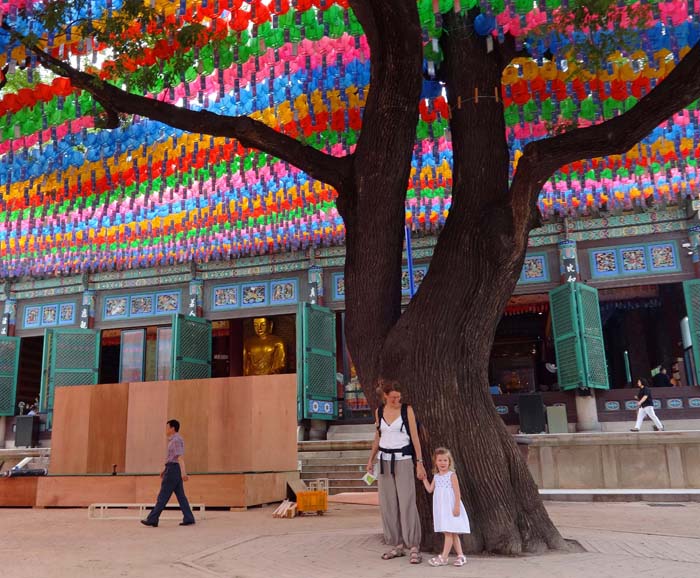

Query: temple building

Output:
[2, 0, 700, 449]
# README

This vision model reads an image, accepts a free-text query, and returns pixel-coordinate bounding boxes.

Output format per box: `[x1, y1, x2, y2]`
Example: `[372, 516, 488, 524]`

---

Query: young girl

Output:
[422, 447, 470, 567]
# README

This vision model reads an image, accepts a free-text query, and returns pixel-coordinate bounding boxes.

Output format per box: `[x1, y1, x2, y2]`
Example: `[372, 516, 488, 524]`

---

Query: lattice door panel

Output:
[577, 284, 610, 390]
[0, 336, 20, 416]
[549, 283, 609, 391]
[172, 315, 212, 380]
[298, 303, 337, 420]
[550, 284, 577, 339]
[683, 280, 700, 385]
[555, 335, 583, 389]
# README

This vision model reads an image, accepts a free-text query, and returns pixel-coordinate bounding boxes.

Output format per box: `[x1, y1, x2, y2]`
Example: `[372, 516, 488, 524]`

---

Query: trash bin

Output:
[518, 393, 546, 434]
[15, 415, 40, 448]
[546, 404, 568, 434]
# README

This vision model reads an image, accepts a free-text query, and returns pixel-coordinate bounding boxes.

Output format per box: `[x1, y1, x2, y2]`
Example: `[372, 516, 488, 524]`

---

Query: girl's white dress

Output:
[432, 471, 471, 534]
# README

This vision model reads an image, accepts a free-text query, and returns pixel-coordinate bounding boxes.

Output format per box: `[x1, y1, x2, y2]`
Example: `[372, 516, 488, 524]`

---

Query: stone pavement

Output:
[2, 501, 700, 578]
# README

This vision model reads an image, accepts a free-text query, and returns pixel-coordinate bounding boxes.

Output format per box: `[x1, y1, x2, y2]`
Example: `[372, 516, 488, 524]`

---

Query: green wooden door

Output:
[550, 284, 585, 391]
[683, 279, 700, 385]
[171, 314, 212, 380]
[576, 283, 609, 389]
[40, 328, 100, 427]
[549, 282, 609, 391]
[297, 303, 337, 420]
[0, 336, 20, 416]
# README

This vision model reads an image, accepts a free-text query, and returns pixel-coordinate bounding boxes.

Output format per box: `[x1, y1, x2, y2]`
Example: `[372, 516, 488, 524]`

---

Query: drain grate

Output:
[647, 503, 686, 507]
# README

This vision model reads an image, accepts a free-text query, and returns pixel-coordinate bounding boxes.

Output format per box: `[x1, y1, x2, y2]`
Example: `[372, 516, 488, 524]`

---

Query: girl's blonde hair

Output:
[432, 447, 455, 474]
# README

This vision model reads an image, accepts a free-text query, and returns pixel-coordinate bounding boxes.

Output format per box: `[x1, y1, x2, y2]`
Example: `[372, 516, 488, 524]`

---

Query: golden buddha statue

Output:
[243, 317, 287, 376]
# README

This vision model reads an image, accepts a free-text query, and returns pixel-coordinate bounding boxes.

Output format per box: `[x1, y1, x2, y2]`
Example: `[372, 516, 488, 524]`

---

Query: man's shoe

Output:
[141, 520, 158, 527]
[653, 425, 659, 431]
[179, 521, 195, 526]
[630, 428, 639, 432]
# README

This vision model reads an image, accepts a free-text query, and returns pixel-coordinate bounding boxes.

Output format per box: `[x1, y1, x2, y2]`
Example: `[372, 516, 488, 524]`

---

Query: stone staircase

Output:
[298, 440, 375, 495]
[326, 424, 375, 442]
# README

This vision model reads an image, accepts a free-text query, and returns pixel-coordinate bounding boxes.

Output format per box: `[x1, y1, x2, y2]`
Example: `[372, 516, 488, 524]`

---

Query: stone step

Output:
[329, 485, 377, 495]
[302, 465, 367, 475]
[299, 457, 368, 467]
[327, 424, 375, 442]
[298, 450, 371, 460]
[301, 468, 365, 482]
[298, 440, 372, 452]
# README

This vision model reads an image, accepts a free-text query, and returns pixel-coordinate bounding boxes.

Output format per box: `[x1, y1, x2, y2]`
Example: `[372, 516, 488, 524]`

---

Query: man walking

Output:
[141, 419, 196, 527]
[630, 378, 664, 432]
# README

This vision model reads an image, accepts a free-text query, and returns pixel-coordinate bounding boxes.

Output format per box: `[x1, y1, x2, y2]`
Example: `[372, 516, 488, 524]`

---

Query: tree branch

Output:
[2, 22, 353, 193]
[511, 40, 700, 218]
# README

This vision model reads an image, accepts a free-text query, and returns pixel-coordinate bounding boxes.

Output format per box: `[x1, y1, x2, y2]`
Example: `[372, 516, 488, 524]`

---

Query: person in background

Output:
[630, 378, 664, 432]
[652, 367, 672, 388]
[141, 419, 195, 528]
[489, 384, 502, 395]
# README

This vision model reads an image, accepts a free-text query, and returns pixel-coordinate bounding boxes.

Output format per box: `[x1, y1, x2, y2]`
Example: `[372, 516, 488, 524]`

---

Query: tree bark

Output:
[340, 1, 424, 393]
[375, 11, 564, 554]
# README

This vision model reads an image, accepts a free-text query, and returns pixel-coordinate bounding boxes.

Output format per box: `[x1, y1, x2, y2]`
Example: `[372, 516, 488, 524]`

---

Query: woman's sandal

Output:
[427, 555, 447, 566]
[453, 555, 467, 567]
[410, 549, 423, 564]
[381, 547, 405, 560]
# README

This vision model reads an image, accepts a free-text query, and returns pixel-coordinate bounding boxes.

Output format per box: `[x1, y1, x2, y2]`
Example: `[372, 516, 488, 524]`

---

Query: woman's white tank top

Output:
[379, 414, 412, 461]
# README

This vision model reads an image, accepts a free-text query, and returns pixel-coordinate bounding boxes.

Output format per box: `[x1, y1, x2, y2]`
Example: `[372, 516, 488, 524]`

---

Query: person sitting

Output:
[652, 367, 672, 388]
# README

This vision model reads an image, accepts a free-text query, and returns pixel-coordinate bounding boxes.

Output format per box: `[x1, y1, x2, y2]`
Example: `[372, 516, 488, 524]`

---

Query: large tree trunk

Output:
[348, 9, 566, 554]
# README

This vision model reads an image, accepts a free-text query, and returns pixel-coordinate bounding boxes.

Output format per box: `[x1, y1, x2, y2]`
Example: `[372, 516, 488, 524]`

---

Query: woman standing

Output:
[366, 380, 426, 564]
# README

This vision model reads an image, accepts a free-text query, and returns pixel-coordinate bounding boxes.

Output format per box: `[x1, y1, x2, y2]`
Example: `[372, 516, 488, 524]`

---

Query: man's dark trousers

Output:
[145, 462, 195, 524]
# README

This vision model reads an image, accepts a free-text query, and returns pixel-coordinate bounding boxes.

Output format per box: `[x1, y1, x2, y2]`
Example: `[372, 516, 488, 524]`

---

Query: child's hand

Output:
[453, 507, 460, 517]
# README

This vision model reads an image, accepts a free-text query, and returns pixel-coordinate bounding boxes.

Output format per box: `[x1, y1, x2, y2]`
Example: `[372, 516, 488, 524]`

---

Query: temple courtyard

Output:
[1, 500, 699, 578]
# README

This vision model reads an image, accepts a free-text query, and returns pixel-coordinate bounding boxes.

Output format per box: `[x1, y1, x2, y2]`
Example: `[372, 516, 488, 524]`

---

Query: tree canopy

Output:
[0, 1, 697, 279]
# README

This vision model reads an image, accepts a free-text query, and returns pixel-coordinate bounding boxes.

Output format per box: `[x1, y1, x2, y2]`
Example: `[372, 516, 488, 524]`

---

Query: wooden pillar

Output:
[308, 264, 324, 306]
[689, 225, 700, 278]
[79, 291, 95, 329]
[1, 299, 17, 337]
[558, 239, 579, 284]
[188, 280, 204, 317]
[558, 238, 601, 431]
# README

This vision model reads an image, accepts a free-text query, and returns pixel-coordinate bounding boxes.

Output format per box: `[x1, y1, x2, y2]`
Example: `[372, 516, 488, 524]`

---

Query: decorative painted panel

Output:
[130, 295, 154, 317]
[212, 285, 240, 311]
[103, 296, 128, 320]
[270, 279, 299, 305]
[102, 291, 181, 321]
[331, 266, 428, 302]
[21, 301, 76, 329]
[591, 250, 619, 277]
[156, 292, 180, 314]
[519, 254, 550, 284]
[649, 243, 679, 271]
[240, 283, 268, 308]
[210, 279, 299, 311]
[589, 241, 681, 279]
[332, 273, 345, 301]
[401, 265, 428, 295]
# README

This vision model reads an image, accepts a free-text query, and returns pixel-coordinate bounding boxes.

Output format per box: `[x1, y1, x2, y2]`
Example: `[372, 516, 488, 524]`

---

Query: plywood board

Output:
[36, 475, 143, 507]
[249, 374, 298, 471]
[246, 472, 299, 506]
[167, 379, 209, 473]
[0, 477, 38, 507]
[50, 385, 93, 474]
[33, 473, 272, 508]
[124, 381, 169, 474]
[86, 382, 130, 474]
[208, 377, 251, 472]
